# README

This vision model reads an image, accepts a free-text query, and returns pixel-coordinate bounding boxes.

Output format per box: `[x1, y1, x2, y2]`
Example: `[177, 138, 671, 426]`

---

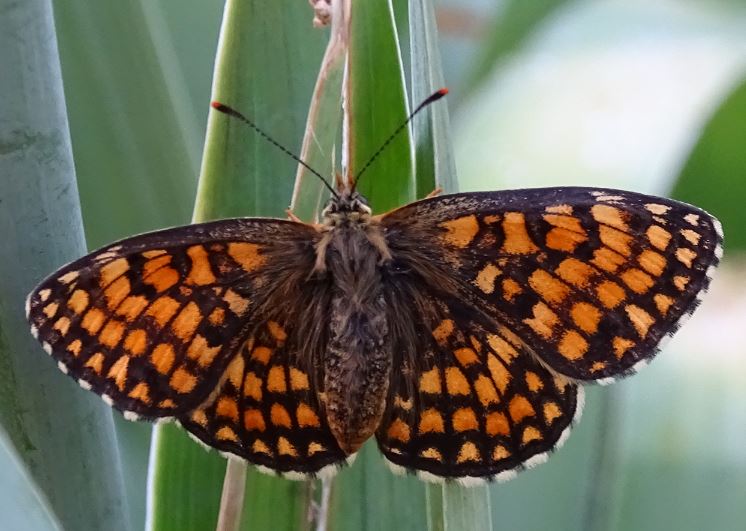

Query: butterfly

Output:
[25, 172, 722, 485]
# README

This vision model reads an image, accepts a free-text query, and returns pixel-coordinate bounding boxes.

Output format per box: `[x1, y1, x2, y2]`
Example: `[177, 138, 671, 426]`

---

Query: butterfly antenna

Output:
[353, 88, 449, 188]
[210, 101, 339, 198]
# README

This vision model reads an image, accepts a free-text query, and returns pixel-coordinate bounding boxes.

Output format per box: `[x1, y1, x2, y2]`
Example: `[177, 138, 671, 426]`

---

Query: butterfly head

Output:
[321, 190, 372, 226]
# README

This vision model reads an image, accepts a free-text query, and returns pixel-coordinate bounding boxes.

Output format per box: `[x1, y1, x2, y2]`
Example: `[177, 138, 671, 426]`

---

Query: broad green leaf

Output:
[409, 0, 457, 196]
[330, 447, 427, 531]
[147, 424, 225, 531]
[194, 1, 327, 221]
[147, 2, 327, 530]
[52, 1, 202, 249]
[344, 0, 413, 212]
[53, 3, 222, 528]
[0, 1, 130, 529]
[672, 75, 746, 252]
[0, 426, 63, 531]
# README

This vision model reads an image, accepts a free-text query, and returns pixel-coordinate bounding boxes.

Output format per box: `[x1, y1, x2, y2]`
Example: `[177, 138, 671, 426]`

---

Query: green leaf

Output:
[194, 1, 327, 221]
[53, 4, 222, 528]
[345, 0, 413, 212]
[147, 424, 225, 531]
[0, 426, 63, 531]
[409, 0, 457, 196]
[672, 75, 746, 252]
[0, 1, 131, 529]
[146, 2, 327, 530]
[52, 1, 203, 248]
[330, 446, 428, 531]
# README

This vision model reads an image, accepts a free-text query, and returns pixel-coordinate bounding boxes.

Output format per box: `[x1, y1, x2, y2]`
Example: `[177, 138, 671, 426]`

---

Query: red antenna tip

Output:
[422, 88, 449, 106]
[211, 101, 242, 118]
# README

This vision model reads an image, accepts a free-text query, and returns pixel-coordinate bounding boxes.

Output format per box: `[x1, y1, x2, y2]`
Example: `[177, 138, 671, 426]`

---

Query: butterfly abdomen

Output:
[321, 225, 391, 454]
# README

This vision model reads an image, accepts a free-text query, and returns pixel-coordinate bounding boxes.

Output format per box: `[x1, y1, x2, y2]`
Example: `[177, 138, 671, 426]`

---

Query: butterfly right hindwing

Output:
[376, 296, 581, 483]
[180, 319, 347, 476]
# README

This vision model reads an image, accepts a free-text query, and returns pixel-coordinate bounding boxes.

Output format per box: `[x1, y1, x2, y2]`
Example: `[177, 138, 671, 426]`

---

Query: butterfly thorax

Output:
[315, 191, 392, 453]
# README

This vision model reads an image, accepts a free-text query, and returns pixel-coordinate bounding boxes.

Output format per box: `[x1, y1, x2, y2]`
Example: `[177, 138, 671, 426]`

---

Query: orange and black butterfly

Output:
[26, 92, 722, 486]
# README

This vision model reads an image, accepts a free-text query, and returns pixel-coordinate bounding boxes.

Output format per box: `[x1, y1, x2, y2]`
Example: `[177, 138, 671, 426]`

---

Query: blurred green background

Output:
[2, 0, 745, 529]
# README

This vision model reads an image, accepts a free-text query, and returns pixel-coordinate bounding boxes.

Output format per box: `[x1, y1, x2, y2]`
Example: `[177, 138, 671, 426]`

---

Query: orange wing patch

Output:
[179, 320, 346, 475]
[439, 215, 480, 248]
[502, 212, 539, 254]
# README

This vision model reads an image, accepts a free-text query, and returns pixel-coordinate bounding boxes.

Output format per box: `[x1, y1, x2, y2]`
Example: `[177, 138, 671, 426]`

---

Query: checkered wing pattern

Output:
[382, 187, 722, 383]
[180, 319, 346, 475]
[26, 219, 318, 420]
[376, 300, 581, 483]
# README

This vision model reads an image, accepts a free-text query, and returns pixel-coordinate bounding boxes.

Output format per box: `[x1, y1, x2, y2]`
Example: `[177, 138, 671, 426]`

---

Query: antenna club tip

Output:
[211, 101, 235, 114]
[437, 87, 449, 96]
[211, 101, 239, 117]
[210, 101, 233, 114]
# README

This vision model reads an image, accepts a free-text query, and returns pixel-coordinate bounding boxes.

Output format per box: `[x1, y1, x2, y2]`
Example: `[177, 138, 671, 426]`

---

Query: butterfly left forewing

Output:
[382, 187, 722, 382]
[26, 218, 319, 420]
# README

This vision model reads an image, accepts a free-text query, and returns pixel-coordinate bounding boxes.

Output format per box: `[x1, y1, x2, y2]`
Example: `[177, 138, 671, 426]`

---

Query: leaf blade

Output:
[0, 1, 132, 529]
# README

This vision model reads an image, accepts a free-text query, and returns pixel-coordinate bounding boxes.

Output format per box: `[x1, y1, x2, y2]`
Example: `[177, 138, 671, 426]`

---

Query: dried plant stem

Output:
[215, 459, 247, 531]
[290, 0, 349, 220]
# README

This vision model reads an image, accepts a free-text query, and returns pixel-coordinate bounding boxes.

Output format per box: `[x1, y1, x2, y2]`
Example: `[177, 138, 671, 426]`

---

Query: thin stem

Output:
[442, 483, 493, 531]
[581, 388, 623, 531]
[215, 459, 247, 531]
[290, 0, 349, 216]
[315, 477, 332, 531]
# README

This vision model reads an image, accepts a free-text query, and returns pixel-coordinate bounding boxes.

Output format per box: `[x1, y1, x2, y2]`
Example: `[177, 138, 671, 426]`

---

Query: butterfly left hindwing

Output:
[26, 218, 320, 421]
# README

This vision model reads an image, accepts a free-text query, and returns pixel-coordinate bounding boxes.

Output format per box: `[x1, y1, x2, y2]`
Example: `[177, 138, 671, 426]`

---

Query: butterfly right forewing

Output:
[26, 218, 321, 420]
[180, 319, 348, 477]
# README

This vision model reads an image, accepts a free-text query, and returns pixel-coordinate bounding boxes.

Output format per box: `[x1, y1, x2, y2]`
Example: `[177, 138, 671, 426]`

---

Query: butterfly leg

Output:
[285, 209, 304, 223]
[424, 187, 443, 199]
